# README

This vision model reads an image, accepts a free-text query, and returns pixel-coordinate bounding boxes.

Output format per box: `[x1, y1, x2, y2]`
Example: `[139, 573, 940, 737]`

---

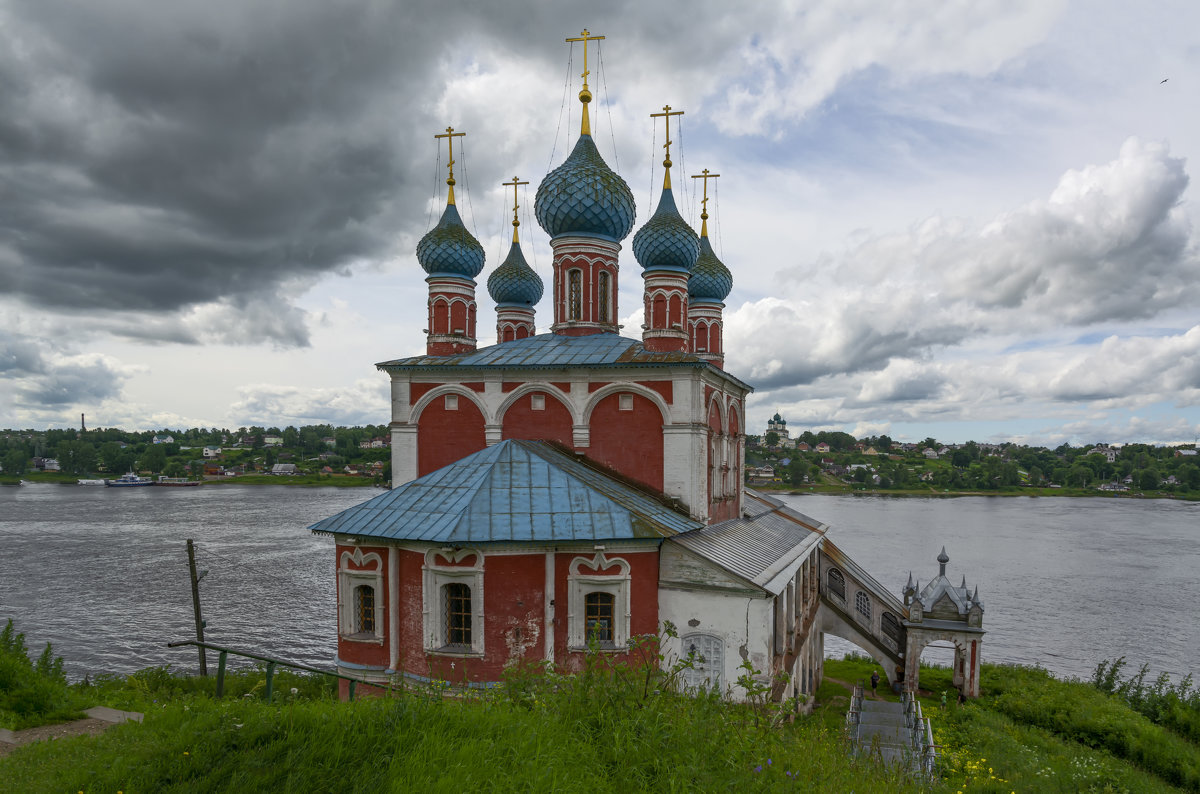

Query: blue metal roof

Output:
[309, 439, 703, 543]
[376, 333, 753, 391]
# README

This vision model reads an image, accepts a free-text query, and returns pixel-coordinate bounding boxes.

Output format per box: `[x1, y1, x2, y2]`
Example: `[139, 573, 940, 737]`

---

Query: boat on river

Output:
[105, 473, 155, 487]
[156, 476, 201, 487]
[77, 479, 107, 486]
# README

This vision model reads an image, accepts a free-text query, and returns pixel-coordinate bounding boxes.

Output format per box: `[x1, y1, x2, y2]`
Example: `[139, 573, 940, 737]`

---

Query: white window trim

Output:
[422, 548, 485, 657]
[338, 548, 384, 644]
[567, 552, 631, 651]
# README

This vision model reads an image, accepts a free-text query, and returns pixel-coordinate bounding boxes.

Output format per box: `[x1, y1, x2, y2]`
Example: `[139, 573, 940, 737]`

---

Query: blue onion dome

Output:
[688, 235, 733, 301]
[535, 135, 636, 241]
[632, 187, 700, 273]
[487, 241, 544, 306]
[416, 202, 485, 278]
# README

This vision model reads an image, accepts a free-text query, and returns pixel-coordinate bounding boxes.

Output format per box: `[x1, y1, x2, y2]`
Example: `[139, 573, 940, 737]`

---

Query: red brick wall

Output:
[588, 392, 664, 491]
[417, 393, 487, 476]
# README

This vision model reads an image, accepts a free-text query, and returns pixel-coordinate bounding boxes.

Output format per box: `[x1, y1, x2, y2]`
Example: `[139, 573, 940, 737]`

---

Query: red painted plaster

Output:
[417, 394, 486, 477]
[588, 393, 664, 491]
[502, 391, 573, 447]
[410, 384, 437, 404]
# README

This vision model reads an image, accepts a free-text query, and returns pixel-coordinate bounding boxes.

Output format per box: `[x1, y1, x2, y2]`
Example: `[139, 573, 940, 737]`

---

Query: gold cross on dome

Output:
[650, 105, 685, 189]
[691, 168, 721, 234]
[565, 29, 605, 135]
[502, 175, 529, 242]
[434, 126, 466, 205]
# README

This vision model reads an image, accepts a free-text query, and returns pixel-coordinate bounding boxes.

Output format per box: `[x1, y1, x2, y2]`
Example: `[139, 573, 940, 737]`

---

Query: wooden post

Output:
[186, 539, 207, 676]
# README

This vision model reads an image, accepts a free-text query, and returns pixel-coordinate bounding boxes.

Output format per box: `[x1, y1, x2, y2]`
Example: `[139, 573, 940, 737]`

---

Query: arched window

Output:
[827, 568, 845, 600]
[855, 591, 872, 622]
[354, 584, 375, 634]
[598, 271, 611, 323]
[443, 582, 472, 649]
[568, 269, 582, 320]
[585, 591, 615, 646]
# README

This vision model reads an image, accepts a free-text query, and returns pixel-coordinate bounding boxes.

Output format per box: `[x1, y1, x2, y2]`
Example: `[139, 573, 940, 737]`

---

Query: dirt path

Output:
[0, 707, 142, 759]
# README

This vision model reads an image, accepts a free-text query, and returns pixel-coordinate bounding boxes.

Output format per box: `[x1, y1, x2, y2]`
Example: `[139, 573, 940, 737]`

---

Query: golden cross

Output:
[691, 169, 721, 237]
[650, 105, 685, 188]
[502, 176, 529, 243]
[565, 29, 604, 91]
[433, 126, 466, 204]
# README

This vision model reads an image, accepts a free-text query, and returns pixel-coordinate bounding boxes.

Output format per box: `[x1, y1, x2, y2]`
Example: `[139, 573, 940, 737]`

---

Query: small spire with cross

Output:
[434, 126, 466, 205]
[650, 105, 685, 190]
[565, 29, 605, 136]
[502, 176, 529, 243]
[690, 168, 720, 237]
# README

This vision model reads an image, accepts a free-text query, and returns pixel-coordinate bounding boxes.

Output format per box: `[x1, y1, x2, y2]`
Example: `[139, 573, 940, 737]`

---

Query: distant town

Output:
[0, 424, 391, 485]
[745, 413, 1200, 498]
[3, 421, 1199, 497]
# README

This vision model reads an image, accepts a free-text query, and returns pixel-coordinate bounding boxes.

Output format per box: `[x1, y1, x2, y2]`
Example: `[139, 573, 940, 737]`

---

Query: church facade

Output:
[310, 32, 982, 703]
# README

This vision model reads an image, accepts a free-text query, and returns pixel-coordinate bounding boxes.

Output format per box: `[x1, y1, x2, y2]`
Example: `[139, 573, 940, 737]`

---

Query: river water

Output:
[1, 484, 1196, 682]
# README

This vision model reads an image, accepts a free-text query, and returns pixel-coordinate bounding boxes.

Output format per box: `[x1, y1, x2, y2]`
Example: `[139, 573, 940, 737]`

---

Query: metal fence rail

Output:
[167, 639, 371, 702]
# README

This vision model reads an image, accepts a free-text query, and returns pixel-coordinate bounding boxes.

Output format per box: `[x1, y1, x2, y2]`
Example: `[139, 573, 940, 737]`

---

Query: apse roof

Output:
[377, 332, 752, 389]
[309, 439, 703, 544]
[668, 490, 826, 595]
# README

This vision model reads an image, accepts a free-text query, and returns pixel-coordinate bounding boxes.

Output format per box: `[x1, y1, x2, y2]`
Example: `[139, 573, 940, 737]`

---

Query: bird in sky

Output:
[1161, 78, 1169, 83]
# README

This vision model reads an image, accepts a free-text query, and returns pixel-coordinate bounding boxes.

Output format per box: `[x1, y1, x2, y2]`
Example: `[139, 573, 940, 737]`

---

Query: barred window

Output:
[881, 612, 902, 645]
[827, 568, 845, 600]
[855, 591, 872, 621]
[568, 270, 582, 320]
[585, 591, 615, 645]
[354, 585, 375, 634]
[598, 271, 611, 323]
[443, 583, 472, 648]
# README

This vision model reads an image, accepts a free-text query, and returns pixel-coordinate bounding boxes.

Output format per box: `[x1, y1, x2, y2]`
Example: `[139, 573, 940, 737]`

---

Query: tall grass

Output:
[0, 619, 87, 729]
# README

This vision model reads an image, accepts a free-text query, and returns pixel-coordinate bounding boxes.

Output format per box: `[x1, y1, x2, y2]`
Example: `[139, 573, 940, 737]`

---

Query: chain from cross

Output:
[433, 126, 466, 190]
[650, 105, 685, 169]
[502, 176, 529, 242]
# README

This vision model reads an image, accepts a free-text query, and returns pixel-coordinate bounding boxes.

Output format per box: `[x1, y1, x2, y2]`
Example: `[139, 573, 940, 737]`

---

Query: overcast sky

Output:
[2, 0, 1198, 447]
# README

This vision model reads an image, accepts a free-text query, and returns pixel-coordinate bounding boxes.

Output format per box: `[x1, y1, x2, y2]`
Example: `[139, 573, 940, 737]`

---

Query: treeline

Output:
[0, 424, 392, 479]
[749, 436, 1200, 493]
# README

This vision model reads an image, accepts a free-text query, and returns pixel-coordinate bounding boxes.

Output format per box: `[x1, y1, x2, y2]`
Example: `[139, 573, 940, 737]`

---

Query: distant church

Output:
[311, 31, 984, 703]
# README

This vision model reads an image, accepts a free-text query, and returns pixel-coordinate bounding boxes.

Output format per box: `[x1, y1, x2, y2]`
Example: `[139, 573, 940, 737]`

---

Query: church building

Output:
[311, 31, 982, 703]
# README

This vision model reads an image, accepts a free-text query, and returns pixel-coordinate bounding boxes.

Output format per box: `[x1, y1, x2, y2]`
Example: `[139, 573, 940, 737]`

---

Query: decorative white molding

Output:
[566, 552, 632, 650]
[422, 548, 485, 656]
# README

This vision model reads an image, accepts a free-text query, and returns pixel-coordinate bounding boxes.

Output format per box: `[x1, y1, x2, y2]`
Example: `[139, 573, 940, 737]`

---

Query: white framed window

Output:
[567, 553, 631, 651]
[618, 394, 633, 411]
[338, 548, 383, 643]
[445, 394, 459, 410]
[855, 591, 872, 623]
[422, 549, 484, 656]
[531, 394, 545, 411]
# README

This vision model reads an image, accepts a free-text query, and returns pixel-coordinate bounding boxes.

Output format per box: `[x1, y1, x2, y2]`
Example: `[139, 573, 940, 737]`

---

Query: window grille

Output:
[354, 585, 375, 634]
[584, 591, 615, 645]
[827, 568, 845, 600]
[568, 270, 582, 320]
[598, 271, 610, 323]
[881, 612, 902, 645]
[855, 591, 872, 621]
[443, 583, 472, 648]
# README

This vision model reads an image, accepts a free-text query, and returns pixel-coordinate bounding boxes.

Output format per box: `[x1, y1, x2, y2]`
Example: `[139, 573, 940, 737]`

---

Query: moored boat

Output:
[105, 473, 155, 487]
[77, 479, 107, 486]
[156, 476, 201, 486]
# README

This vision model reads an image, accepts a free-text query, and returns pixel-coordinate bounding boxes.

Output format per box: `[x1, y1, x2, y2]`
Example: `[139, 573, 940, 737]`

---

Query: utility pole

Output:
[186, 539, 208, 676]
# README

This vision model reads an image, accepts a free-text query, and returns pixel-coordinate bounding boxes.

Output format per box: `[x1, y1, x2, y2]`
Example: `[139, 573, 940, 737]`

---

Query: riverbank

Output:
[757, 481, 1200, 501]
[1, 473, 380, 487]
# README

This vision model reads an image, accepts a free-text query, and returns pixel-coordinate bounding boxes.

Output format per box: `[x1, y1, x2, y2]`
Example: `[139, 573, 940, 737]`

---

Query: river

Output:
[1, 484, 1195, 682]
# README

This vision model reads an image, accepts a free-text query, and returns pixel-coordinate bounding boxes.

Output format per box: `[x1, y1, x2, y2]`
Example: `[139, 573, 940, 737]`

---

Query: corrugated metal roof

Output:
[309, 439, 703, 544]
[376, 333, 752, 391]
[668, 489, 826, 594]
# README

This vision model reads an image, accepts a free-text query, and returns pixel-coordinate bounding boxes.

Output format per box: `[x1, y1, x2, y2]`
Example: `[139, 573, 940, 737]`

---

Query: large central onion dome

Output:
[632, 187, 699, 272]
[416, 203, 485, 278]
[688, 236, 733, 301]
[487, 242, 544, 306]
[535, 136, 636, 241]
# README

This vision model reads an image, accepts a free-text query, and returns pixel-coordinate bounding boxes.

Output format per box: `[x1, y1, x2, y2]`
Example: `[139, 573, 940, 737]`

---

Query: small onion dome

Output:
[536, 135, 635, 242]
[416, 202, 485, 278]
[487, 242, 543, 307]
[688, 236, 733, 301]
[632, 187, 699, 273]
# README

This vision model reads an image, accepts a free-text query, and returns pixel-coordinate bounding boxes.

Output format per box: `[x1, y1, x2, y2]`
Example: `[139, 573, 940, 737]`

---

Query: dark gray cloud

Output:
[0, 329, 129, 406]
